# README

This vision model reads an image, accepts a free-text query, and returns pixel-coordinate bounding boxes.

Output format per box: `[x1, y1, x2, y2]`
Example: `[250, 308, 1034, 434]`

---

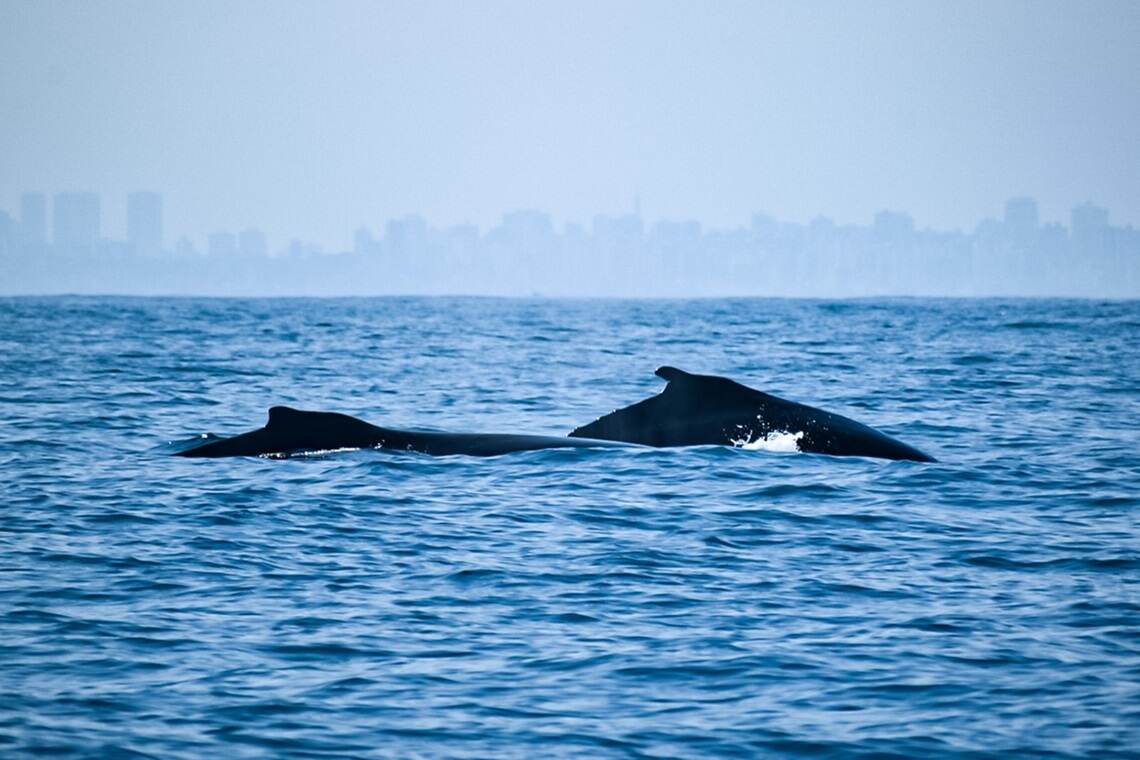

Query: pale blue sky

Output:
[2, 0, 1138, 250]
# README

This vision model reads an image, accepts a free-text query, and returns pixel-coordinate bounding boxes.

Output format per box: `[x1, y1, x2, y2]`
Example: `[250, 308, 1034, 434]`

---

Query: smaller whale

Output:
[176, 406, 632, 458]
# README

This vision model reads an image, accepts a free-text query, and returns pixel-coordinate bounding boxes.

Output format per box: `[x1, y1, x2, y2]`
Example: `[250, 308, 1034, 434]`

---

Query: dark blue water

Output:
[2, 296, 1137, 758]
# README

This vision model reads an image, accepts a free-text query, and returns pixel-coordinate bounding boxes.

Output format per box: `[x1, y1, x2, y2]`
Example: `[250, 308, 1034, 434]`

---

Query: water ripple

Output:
[0, 296, 1137, 758]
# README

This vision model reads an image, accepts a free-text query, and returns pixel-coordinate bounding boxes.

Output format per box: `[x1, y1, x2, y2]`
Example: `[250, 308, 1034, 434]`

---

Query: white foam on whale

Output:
[733, 429, 804, 453]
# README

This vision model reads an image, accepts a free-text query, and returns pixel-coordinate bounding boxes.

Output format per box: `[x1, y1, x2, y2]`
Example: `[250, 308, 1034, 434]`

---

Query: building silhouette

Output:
[1071, 202, 1109, 254]
[127, 192, 163, 256]
[207, 231, 238, 258]
[873, 210, 914, 245]
[1003, 196, 1039, 249]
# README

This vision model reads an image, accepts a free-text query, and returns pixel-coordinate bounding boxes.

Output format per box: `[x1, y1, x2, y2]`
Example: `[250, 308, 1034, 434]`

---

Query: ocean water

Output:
[1, 296, 1137, 758]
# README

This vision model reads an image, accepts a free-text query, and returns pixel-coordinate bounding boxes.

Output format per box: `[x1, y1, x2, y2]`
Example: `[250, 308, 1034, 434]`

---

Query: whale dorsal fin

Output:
[656, 366, 774, 399]
[266, 405, 380, 437]
[655, 366, 695, 383]
[267, 406, 308, 428]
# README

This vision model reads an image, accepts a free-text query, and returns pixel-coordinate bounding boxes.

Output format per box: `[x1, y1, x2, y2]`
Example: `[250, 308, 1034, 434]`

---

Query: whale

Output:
[175, 366, 934, 462]
[175, 406, 633, 458]
[569, 366, 935, 462]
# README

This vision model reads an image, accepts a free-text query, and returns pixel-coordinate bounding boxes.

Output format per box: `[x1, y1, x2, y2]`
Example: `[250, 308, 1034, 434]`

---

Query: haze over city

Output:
[2, 190, 1136, 296]
[1, 0, 1138, 295]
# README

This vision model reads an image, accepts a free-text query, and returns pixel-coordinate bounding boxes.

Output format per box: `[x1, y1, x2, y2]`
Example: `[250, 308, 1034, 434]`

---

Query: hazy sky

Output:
[2, 0, 1138, 250]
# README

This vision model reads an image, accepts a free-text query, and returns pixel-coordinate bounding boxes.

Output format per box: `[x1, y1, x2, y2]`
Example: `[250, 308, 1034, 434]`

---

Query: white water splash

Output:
[733, 430, 804, 453]
[265, 447, 362, 459]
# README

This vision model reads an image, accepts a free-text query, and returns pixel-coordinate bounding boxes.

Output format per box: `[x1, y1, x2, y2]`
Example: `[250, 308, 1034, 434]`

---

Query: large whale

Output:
[176, 366, 934, 462]
[570, 366, 935, 461]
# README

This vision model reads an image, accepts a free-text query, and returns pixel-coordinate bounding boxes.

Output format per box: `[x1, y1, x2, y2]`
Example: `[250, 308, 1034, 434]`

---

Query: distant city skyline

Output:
[2, 2, 1138, 248]
[0, 188, 1132, 257]
[2, 189, 1135, 298]
[0, 189, 1134, 256]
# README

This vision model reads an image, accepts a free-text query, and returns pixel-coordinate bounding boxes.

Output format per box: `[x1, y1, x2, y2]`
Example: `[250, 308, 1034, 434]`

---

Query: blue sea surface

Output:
[1, 296, 1137, 758]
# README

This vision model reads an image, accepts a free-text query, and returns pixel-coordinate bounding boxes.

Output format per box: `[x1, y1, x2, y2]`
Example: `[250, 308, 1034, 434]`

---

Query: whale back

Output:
[177, 407, 387, 457]
[569, 366, 935, 462]
[264, 407, 388, 450]
[176, 407, 633, 458]
[568, 367, 772, 447]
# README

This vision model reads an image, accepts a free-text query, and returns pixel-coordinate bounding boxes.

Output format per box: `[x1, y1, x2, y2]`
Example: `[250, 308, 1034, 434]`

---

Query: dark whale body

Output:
[570, 367, 934, 462]
[176, 366, 934, 462]
[176, 407, 631, 458]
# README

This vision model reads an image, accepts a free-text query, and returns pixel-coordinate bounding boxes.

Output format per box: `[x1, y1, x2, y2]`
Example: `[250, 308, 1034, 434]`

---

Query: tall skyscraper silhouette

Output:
[127, 192, 163, 256]
[1004, 197, 1039, 249]
[1071, 202, 1110, 255]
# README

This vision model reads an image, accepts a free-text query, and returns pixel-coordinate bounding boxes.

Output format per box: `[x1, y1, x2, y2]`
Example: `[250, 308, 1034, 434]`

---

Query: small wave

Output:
[4, 296, 1139, 759]
[160, 433, 222, 455]
[953, 353, 997, 365]
[963, 554, 1139, 572]
[1002, 320, 1066, 329]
